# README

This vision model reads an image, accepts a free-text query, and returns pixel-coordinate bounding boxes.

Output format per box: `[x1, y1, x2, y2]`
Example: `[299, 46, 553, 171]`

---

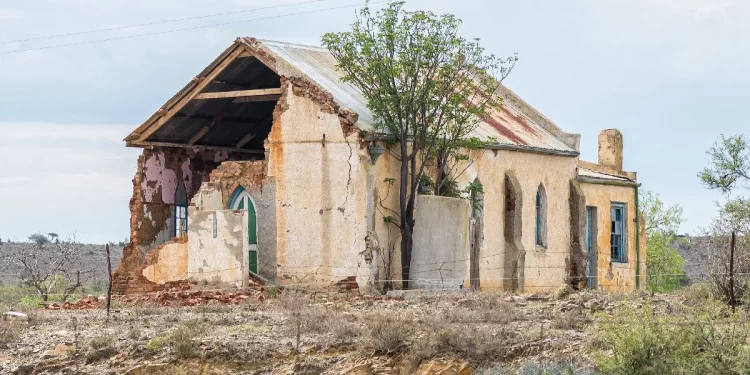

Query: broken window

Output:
[535, 184, 547, 248]
[175, 183, 188, 238]
[610, 203, 627, 263]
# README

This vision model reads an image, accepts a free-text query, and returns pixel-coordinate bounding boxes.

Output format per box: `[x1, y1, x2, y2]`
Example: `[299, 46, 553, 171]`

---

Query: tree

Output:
[699, 134, 749, 192]
[323, 2, 516, 286]
[3, 234, 88, 302]
[701, 198, 750, 303]
[640, 190, 687, 292]
[699, 134, 750, 304]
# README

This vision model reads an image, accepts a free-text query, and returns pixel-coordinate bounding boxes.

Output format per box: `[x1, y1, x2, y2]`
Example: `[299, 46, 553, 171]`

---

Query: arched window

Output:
[174, 182, 188, 238]
[535, 184, 547, 248]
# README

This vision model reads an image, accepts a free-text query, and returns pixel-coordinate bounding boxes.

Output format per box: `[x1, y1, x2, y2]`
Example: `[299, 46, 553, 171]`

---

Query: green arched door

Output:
[231, 190, 258, 274]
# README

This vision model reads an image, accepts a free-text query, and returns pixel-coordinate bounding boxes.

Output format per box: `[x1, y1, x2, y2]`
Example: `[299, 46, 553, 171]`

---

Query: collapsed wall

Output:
[112, 148, 250, 294]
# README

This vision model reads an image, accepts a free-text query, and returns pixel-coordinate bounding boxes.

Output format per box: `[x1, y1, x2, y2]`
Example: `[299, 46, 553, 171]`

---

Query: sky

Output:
[0, 0, 745, 243]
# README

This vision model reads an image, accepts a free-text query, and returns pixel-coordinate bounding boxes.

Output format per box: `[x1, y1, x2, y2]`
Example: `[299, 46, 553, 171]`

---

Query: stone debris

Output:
[45, 288, 266, 310]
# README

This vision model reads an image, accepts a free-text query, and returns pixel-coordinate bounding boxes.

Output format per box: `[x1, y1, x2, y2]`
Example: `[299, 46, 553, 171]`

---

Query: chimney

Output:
[598, 129, 623, 171]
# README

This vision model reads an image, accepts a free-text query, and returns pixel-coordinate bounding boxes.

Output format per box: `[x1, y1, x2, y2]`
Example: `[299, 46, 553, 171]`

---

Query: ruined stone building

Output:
[112, 37, 644, 295]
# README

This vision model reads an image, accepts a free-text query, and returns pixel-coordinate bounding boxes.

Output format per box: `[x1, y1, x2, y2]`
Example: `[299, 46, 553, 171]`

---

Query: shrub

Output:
[551, 310, 591, 330]
[86, 335, 116, 362]
[146, 336, 167, 355]
[169, 320, 205, 359]
[554, 284, 572, 300]
[589, 299, 749, 375]
[362, 312, 413, 354]
[476, 361, 596, 375]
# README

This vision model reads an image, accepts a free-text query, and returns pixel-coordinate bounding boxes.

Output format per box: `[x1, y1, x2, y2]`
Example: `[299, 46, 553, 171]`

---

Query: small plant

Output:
[362, 312, 412, 354]
[554, 284, 572, 300]
[146, 336, 167, 355]
[169, 320, 205, 359]
[86, 335, 116, 362]
[264, 286, 279, 299]
[551, 310, 591, 330]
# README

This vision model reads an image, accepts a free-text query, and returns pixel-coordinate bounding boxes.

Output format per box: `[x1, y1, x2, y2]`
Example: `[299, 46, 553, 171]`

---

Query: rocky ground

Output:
[0, 287, 655, 375]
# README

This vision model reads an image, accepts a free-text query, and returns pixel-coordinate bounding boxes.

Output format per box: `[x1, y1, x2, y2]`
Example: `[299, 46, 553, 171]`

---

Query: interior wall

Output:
[112, 147, 246, 294]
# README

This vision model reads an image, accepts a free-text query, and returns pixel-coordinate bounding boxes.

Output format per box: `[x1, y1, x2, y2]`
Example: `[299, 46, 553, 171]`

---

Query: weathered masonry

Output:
[113, 37, 644, 294]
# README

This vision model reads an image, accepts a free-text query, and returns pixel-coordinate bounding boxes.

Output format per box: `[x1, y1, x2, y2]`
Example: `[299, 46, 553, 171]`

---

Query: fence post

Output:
[729, 232, 736, 312]
[106, 243, 112, 317]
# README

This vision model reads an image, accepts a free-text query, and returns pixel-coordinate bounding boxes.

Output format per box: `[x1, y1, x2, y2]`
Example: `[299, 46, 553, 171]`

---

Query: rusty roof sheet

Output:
[256, 39, 577, 153]
[578, 168, 633, 182]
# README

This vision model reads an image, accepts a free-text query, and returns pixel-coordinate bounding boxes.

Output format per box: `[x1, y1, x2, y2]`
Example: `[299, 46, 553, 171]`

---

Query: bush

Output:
[551, 310, 591, 330]
[146, 336, 167, 355]
[476, 361, 596, 375]
[169, 320, 205, 359]
[362, 312, 413, 354]
[86, 335, 116, 362]
[589, 299, 749, 375]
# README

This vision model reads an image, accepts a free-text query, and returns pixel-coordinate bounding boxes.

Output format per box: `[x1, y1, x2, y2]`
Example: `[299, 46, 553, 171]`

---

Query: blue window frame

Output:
[174, 182, 188, 238]
[610, 203, 627, 263]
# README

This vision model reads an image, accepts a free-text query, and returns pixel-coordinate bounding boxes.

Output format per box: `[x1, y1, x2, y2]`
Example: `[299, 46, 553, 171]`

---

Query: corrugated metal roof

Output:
[256, 39, 576, 153]
[260, 40, 375, 129]
[127, 38, 579, 154]
[578, 168, 633, 182]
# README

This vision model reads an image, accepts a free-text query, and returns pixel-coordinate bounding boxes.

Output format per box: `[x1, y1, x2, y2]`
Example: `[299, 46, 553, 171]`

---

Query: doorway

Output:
[586, 206, 598, 289]
[230, 188, 258, 275]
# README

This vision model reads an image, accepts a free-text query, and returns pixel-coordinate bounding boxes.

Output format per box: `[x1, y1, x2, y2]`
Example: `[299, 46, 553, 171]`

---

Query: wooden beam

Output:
[232, 94, 281, 104]
[236, 132, 257, 149]
[137, 47, 245, 142]
[127, 140, 263, 154]
[195, 88, 282, 100]
[187, 115, 226, 145]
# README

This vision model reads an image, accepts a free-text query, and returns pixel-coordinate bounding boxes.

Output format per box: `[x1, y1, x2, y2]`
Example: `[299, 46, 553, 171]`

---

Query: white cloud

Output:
[0, 8, 22, 20]
[0, 123, 139, 243]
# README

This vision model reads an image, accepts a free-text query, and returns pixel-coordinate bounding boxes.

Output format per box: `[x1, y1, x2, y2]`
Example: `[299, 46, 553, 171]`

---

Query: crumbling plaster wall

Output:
[141, 239, 188, 284]
[267, 83, 372, 288]
[187, 206, 248, 287]
[580, 182, 642, 293]
[205, 161, 278, 281]
[113, 147, 247, 294]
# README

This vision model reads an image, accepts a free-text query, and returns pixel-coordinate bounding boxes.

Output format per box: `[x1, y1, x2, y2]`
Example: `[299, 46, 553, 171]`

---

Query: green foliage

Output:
[589, 300, 750, 375]
[27, 233, 50, 245]
[698, 134, 750, 193]
[146, 336, 167, 354]
[640, 190, 688, 292]
[323, 2, 516, 282]
[476, 362, 596, 375]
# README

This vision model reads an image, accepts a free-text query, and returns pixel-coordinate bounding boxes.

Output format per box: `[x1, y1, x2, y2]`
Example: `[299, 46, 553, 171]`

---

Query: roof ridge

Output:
[254, 38, 327, 52]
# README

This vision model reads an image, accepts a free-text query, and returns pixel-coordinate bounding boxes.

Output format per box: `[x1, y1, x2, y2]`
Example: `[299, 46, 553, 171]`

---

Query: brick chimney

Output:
[598, 129, 623, 171]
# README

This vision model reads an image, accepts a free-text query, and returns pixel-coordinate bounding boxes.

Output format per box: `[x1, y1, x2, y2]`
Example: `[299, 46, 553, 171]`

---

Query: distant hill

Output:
[673, 235, 712, 282]
[0, 242, 124, 284]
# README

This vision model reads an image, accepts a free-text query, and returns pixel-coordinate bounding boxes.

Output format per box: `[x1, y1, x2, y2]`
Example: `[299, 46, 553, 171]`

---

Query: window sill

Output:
[611, 261, 630, 267]
[535, 245, 548, 252]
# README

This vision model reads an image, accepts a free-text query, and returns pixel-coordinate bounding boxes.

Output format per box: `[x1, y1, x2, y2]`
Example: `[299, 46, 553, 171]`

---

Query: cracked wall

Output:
[269, 83, 370, 288]
[112, 147, 245, 294]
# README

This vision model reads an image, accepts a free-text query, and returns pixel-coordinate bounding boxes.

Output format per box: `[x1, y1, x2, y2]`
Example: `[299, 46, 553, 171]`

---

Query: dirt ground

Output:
[0, 288, 640, 374]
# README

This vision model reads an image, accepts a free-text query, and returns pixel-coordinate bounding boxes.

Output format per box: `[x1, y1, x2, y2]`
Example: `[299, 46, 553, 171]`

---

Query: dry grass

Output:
[361, 312, 413, 354]
[169, 319, 206, 359]
[86, 334, 116, 362]
[551, 310, 592, 330]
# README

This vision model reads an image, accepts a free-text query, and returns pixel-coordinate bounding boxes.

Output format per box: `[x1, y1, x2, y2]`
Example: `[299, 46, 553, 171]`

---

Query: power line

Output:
[0, 0, 327, 46]
[0, 1, 388, 56]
